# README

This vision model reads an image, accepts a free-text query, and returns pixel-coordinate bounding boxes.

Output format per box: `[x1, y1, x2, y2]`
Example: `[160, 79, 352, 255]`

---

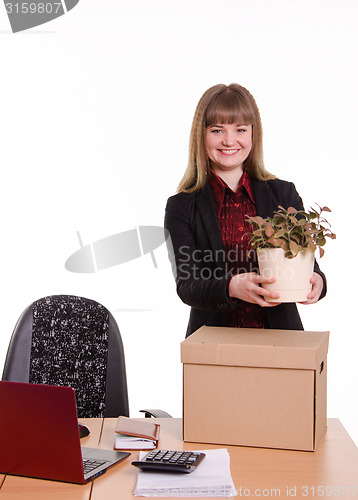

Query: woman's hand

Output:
[299, 272, 324, 304]
[228, 272, 281, 307]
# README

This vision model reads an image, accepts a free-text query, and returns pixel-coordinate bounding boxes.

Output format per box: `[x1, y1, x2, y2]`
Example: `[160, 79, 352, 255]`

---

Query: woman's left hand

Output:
[299, 272, 324, 304]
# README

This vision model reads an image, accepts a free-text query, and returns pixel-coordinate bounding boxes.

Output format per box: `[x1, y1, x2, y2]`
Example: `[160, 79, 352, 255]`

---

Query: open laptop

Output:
[0, 381, 130, 484]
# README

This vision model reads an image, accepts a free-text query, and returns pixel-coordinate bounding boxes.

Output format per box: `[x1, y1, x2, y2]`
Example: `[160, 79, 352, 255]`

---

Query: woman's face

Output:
[205, 122, 252, 173]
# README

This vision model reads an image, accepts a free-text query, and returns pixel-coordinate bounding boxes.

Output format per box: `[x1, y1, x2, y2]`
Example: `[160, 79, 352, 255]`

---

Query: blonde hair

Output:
[177, 83, 275, 193]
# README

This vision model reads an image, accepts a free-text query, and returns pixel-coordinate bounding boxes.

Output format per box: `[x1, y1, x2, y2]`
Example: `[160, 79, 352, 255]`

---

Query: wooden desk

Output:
[0, 418, 357, 499]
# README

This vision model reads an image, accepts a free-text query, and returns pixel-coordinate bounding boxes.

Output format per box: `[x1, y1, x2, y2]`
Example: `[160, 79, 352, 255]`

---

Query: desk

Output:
[0, 418, 357, 499]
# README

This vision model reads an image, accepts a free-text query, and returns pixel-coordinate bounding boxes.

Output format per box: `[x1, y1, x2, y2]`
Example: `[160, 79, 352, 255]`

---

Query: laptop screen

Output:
[0, 381, 89, 483]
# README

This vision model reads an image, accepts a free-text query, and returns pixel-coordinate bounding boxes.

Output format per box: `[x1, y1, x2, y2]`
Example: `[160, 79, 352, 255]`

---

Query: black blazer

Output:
[164, 177, 327, 337]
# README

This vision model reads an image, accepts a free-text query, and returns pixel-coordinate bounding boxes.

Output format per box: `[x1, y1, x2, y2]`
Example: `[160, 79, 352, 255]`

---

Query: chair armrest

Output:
[139, 409, 172, 418]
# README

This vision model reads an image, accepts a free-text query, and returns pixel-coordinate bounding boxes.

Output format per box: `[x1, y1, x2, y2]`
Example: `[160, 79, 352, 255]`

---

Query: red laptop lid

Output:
[0, 381, 85, 483]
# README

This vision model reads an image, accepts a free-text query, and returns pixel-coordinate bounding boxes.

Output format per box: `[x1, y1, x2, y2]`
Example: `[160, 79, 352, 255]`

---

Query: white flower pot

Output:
[257, 248, 315, 303]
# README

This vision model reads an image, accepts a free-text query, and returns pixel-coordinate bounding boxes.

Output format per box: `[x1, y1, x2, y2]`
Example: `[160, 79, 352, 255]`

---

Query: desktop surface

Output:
[0, 418, 357, 499]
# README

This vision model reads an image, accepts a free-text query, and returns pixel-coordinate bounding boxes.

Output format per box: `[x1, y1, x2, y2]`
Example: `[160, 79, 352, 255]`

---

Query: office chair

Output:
[2, 295, 171, 419]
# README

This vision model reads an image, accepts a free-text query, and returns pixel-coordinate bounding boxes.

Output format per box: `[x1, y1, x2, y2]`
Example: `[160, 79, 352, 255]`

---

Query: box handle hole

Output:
[320, 361, 324, 373]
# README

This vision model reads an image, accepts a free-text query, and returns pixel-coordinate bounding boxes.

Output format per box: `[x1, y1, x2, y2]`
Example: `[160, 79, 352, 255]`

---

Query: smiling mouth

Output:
[219, 149, 240, 156]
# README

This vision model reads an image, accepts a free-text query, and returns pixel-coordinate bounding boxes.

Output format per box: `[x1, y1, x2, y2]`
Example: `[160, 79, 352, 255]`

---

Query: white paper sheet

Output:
[133, 449, 237, 497]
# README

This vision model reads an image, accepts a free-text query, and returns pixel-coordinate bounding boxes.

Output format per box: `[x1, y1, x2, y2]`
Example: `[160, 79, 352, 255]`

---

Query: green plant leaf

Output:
[307, 240, 316, 253]
[284, 250, 295, 259]
[287, 206, 298, 214]
[248, 216, 265, 225]
[289, 240, 299, 256]
[317, 236, 326, 246]
[274, 228, 286, 238]
[267, 237, 282, 247]
[265, 224, 274, 237]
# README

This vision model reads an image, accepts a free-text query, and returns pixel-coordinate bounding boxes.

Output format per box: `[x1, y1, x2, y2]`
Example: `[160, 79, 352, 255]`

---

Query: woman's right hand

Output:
[228, 272, 281, 307]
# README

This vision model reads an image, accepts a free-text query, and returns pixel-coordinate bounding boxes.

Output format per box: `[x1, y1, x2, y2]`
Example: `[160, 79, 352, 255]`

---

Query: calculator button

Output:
[132, 450, 206, 474]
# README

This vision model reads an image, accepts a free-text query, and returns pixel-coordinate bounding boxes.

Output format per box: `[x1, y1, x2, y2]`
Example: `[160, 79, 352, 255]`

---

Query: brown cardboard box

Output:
[181, 326, 329, 451]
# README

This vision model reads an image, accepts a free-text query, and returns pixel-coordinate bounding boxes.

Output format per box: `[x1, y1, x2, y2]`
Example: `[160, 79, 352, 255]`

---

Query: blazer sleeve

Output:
[164, 193, 236, 311]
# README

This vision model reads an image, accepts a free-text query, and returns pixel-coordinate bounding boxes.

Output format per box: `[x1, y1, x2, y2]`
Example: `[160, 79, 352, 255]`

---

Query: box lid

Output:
[181, 326, 329, 370]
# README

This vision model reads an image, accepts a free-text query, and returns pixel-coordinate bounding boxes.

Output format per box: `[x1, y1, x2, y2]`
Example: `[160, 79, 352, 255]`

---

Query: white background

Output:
[0, 0, 357, 445]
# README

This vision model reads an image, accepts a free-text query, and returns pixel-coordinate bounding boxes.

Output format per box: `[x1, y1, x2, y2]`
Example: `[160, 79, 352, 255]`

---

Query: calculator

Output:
[131, 449, 206, 473]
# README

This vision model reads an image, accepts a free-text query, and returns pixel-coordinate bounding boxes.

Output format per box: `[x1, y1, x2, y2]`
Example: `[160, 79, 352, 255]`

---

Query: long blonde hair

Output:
[177, 83, 275, 193]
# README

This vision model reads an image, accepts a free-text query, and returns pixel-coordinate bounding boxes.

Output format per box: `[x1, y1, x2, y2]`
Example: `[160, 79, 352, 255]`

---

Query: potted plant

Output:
[246, 205, 336, 302]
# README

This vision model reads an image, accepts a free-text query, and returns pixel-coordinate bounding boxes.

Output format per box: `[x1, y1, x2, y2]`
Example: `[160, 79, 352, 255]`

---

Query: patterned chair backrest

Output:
[28, 295, 109, 418]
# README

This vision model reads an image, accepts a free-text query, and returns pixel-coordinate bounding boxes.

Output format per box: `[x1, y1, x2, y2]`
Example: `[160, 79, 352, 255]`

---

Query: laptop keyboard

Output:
[82, 458, 107, 474]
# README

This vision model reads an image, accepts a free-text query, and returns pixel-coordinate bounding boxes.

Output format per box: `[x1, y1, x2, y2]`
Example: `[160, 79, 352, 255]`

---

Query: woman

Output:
[164, 83, 326, 337]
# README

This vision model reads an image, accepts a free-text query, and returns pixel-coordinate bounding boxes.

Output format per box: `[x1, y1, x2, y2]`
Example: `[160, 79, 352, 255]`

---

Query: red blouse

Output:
[209, 170, 267, 328]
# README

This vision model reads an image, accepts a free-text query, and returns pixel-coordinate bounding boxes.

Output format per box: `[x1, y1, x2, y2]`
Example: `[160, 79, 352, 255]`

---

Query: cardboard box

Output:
[181, 326, 329, 451]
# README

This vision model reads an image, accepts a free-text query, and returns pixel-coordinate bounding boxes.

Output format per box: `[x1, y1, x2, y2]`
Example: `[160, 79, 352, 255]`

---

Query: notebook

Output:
[0, 381, 130, 484]
[114, 415, 160, 450]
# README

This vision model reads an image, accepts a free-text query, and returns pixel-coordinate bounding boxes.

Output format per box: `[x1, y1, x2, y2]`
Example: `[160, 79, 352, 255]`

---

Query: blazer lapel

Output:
[196, 182, 224, 254]
[252, 179, 274, 218]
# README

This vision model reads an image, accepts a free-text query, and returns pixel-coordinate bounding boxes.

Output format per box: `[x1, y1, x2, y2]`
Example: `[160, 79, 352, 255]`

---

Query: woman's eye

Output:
[211, 129, 222, 133]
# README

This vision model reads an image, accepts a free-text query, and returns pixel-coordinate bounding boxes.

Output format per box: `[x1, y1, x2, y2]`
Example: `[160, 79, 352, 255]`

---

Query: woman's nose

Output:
[222, 132, 236, 146]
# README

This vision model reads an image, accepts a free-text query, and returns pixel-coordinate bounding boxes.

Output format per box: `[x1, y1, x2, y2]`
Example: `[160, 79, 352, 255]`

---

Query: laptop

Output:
[0, 381, 130, 484]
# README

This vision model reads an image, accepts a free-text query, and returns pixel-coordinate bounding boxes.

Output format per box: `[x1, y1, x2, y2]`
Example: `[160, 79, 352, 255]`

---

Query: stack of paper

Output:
[115, 433, 157, 450]
[133, 449, 236, 497]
